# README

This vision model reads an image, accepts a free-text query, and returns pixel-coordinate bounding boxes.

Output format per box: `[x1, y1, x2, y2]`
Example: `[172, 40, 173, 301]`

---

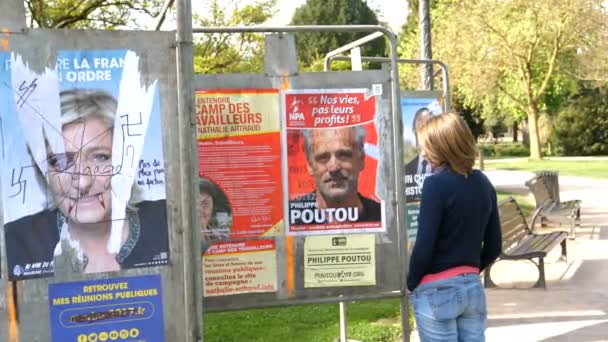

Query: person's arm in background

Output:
[480, 186, 502, 270]
[407, 177, 443, 291]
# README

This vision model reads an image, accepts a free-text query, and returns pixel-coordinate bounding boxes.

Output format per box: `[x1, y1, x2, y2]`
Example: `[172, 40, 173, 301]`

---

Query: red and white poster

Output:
[196, 89, 283, 240]
[282, 88, 385, 235]
[202, 240, 277, 297]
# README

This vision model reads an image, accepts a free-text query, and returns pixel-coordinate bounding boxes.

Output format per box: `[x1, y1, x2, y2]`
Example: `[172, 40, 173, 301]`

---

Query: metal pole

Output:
[339, 301, 348, 342]
[327, 56, 451, 111]
[323, 31, 384, 71]
[419, 0, 433, 90]
[384, 27, 409, 342]
[176, 0, 202, 341]
[350, 47, 363, 71]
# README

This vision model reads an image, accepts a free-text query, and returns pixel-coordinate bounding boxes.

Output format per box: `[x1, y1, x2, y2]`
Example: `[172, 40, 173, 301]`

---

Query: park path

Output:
[483, 170, 608, 342]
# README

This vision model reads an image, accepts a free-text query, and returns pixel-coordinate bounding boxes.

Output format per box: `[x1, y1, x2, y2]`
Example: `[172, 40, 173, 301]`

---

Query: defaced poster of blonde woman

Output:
[0, 50, 169, 280]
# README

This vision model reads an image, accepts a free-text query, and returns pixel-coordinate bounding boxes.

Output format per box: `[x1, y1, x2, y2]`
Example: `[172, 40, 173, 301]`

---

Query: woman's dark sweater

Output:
[407, 167, 502, 291]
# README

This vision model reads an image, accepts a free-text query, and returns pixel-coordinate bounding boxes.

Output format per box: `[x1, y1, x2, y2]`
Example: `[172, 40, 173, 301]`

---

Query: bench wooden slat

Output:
[502, 224, 528, 249]
[508, 232, 565, 256]
[499, 202, 522, 220]
[525, 173, 582, 238]
[486, 197, 568, 289]
[540, 200, 580, 217]
[525, 176, 553, 209]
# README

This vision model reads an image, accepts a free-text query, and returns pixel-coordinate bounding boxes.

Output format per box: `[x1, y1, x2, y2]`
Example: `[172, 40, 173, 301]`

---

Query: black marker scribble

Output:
[125, 145, 135, 168]
[1, 80, 147, 225]
[9, 167, 27, 203]
[120, 112, 143, 137]
[16, 78, 38, 108]
[1, 81, 68, 150]
[42, 126, 130, 223]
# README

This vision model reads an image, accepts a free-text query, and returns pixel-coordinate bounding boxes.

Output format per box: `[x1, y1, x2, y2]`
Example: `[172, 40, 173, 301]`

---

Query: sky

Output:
[153, 0, 410, 33]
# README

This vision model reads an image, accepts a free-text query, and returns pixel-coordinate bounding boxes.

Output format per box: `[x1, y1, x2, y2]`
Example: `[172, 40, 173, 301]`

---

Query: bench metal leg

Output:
[560, 239, 567, 263]
[533, 257, 547, 289]
[568, 207, 581, 239]
[569, 213, 576, 239]
[483, 264, 497, 288]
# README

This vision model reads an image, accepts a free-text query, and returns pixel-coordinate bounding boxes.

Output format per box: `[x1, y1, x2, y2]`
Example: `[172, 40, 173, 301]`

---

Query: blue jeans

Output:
[411, 273, 487, 342]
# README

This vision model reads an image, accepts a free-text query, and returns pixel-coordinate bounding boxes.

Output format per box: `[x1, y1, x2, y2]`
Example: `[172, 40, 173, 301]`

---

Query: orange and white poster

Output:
[282, 88, 385, 235]
[196, 89, 283, 240]
[202, 240, 277, 297]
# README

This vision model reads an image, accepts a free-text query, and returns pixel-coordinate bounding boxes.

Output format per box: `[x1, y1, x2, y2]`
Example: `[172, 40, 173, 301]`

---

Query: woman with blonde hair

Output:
[407, 112, 501, 341]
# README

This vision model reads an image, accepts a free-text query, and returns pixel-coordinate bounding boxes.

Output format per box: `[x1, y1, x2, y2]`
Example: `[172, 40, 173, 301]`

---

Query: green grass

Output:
[204, 298, 405, 342]
[484, 159, 608, 179]
[496, 191, 535, 218]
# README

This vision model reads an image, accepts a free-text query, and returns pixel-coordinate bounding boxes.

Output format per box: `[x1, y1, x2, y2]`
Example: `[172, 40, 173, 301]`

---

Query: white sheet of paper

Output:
[11, 54, 64, 176]
[108, 50, 157, 254]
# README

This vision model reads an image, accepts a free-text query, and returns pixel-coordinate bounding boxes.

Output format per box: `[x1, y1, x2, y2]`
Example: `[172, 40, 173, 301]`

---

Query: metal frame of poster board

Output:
[0, 28, 201, 341]
[196, 69, 402, 306]
[0, 7, 26, 342]
[193, 27, 407, 315]
[0, 0, 25, 33]
[326, 55, 451, 111]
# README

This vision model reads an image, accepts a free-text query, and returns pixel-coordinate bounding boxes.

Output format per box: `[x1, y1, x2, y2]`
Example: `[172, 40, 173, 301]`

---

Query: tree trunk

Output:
[527, 107, 542, 159]
[419, 0, 433, 90]
[513, 121, 518, 143]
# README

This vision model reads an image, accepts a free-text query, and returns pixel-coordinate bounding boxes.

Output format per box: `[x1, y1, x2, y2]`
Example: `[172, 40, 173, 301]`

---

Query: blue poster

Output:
[401, 95, 442, 243]
[1, 49, 169, 281]
[48, 274, 164, 342]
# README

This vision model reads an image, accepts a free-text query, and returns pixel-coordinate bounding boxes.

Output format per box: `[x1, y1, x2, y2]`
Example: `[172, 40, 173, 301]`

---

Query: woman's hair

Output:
[60, 89, 116, 126]
[199, 178, 218, 204]
[416, 112, 477, 177]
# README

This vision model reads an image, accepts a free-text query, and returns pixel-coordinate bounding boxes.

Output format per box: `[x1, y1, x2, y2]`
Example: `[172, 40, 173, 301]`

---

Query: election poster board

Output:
[195, 89, 283, 240]
[48, 274, 164, 342]
[282, 88, 385, 235]
[304, 234, 376, 288]
[401, 93, 442, 244]
[202, 240, 277, 297]
[0, 50, 169, 281]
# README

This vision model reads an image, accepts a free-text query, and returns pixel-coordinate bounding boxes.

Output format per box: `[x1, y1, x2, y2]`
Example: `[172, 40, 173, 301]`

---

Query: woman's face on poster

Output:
[47, 117, 113, 224]
[199, 191, 214, 230]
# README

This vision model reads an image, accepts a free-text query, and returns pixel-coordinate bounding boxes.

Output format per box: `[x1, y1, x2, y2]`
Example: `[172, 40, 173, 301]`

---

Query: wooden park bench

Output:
[525, 171, 581, 238]
[484, 197, 568, 289]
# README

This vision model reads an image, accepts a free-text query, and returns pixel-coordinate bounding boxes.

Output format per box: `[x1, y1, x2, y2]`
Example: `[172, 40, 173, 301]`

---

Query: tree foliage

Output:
[553, 86, 608, 156]
[290, 0, 386, 67]
[425, 0, 607, 159]
[452, 95, 485, 139]
[193, 0, 276, 74]
[25, 0, 163, 29]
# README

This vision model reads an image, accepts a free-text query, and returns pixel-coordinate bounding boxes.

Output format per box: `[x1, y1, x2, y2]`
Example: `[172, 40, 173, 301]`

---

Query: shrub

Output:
[478, 143, 529, 157]
[552, 87, 608, 156]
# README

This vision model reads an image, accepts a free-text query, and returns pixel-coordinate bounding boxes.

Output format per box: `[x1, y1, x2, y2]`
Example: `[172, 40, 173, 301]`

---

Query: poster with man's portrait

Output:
[401, 91, 443, 243]
[0, 49, 169, 280]
[282, 88, 385, 235]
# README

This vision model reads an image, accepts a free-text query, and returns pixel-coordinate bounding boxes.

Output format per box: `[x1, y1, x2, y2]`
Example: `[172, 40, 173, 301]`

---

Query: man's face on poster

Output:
[307, 127, 364, 202]
[47, 117, 113, 224]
